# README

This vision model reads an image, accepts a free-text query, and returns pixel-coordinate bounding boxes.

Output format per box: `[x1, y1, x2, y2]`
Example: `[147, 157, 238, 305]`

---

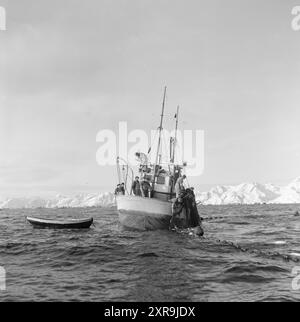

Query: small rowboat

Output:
[26, 216, 93, 229]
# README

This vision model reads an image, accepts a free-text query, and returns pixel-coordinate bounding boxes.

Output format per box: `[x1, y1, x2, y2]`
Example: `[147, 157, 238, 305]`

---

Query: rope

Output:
[203, 212, 300, 262]
[173, 214, 300, 264]
[199, 235, 300, 264]
[202, 215, 229, 221]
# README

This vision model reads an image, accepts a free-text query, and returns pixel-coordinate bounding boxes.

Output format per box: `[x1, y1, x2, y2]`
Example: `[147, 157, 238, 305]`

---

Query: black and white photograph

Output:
[1, 0, 300, 305]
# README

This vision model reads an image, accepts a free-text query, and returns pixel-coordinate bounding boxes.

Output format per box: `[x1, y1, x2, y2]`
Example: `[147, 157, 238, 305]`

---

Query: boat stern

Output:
[116, 195, 172, 231]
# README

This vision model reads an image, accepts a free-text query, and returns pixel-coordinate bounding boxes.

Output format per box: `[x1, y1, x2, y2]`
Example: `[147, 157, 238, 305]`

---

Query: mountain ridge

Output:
[1, 178, 300, 208]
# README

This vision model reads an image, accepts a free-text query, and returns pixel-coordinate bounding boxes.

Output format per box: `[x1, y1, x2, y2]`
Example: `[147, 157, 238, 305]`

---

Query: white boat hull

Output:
[116, 195, 172, 231]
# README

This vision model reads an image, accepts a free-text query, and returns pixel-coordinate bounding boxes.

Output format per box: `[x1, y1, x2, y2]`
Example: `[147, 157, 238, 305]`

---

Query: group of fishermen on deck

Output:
[114, 183, 125, 195]
[115, 174, 188, 199]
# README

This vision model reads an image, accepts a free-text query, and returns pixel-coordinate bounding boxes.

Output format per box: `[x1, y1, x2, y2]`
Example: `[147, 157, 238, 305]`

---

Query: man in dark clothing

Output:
[141, 179, 151, 198]
[131, 177, 142, 196]
[114, 184, 121, 195]
[120, 183, 125, 195]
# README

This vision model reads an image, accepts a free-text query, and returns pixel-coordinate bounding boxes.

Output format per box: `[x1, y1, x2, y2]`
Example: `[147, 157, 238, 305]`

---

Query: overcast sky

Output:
[0, 0, 300, 197]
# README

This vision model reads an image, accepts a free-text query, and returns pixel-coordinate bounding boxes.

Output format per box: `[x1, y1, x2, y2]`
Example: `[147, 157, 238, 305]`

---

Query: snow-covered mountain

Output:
[0, 192, 116, 209]
[271, 177, 300, 204]
[196, 177, 300, 205]
[1, 177, 300, 209]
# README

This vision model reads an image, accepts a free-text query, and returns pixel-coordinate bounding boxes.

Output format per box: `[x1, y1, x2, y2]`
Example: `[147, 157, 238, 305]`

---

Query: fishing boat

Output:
[116, 87, 203, 233]
[26, 216, 93, 229]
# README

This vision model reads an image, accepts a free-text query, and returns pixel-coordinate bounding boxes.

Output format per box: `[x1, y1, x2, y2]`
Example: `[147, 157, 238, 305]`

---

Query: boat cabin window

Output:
[156, 176, 166, 185]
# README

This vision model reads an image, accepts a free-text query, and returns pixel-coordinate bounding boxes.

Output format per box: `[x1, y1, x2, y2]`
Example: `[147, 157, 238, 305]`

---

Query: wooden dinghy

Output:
[26, 216, 93, 229]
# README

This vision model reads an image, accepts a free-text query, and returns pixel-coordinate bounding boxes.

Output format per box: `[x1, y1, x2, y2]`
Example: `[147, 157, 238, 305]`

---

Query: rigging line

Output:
[116, 158, 121, 184]
[124, 166, 129, 194]
[118, 158, 133, 194]
[121, 166, 130, 194]
[148, 130, 158, 156]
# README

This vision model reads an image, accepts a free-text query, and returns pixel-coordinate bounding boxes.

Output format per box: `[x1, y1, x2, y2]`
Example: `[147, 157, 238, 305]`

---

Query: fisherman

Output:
[131, 176, 142, 196]
[170, 197, 185, 230]
[175, 175, 186, 198]
[190, 187, 195, 197]
[114, 184, 121, 195]
[141, 178, 151, 198]
[190, 187, 197, 206]
[120, 183, 126, 195]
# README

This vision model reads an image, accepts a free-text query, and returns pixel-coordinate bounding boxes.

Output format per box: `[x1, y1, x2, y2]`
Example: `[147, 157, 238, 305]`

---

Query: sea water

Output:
[0, 204, 300, 302]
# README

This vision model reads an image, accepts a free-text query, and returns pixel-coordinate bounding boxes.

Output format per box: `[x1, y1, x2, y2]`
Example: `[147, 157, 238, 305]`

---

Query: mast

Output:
[171, 105, 179, 163]
[153, 86, 167, 184]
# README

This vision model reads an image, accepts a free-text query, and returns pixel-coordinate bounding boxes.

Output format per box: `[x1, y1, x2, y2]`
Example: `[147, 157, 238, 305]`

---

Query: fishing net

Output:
[170, 188, 202, 230]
